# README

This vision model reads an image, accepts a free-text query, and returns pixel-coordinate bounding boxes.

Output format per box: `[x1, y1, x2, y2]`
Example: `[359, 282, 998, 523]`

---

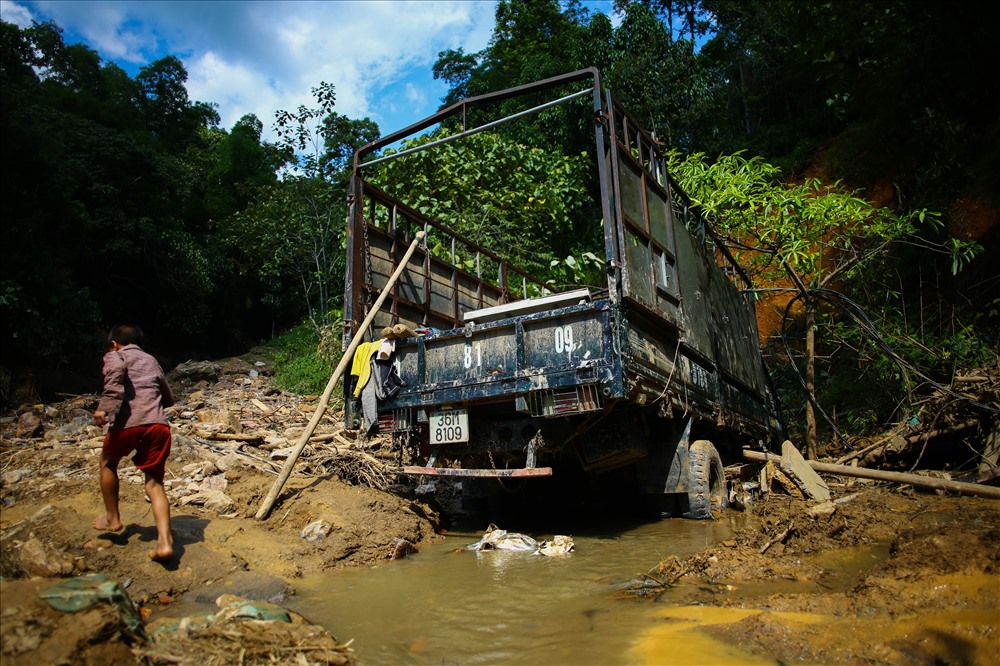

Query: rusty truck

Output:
[342, 69, 783, 518]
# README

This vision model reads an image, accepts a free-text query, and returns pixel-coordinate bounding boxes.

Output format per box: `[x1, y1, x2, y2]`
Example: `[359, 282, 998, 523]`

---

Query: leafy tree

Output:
[224, 83, 379, 334]
[321, 112, 380, 181]
[670, 151, 981, 456]
[136, 56, 220, 148]
[1, 19, 252, 396]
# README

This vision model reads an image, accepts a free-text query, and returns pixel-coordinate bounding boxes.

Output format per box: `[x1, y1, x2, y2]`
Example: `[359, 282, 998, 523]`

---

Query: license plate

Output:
[429, 409, 469, 444]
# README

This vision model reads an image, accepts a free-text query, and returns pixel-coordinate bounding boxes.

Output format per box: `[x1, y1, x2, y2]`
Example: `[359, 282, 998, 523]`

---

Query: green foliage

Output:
[371, 128, 594, 278]
[666, 151, 981, 290]
[225, 84, 378, 333]
[222, 177, 347, 330]
[0, 19, 234, 372]
[547, 251, 606, 292]
[264, 322, 337, 398]
[668, 149, 986, 438]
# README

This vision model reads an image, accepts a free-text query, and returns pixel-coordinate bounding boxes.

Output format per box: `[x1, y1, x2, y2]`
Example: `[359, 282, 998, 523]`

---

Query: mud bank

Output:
[634, 490, 1000, 664]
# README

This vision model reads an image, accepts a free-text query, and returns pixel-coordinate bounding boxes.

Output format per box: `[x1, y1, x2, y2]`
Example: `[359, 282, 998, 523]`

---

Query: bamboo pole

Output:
[255, 231, 425, 520]
[743, 449, 1000, 500]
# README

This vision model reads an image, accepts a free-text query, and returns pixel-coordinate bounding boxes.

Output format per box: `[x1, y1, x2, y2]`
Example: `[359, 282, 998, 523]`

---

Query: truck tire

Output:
[683, 440, 728, 520]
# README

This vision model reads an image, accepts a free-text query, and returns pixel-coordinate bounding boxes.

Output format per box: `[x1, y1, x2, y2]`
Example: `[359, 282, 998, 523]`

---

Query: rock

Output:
[16, 408, 44, 438]
[2, 469, 32, 486]
[779, 440, 831, 502]
[20, 537, 74, 577]
[215, 452, 250, 472]
[203, 492, 236, 514]
[197, 474, 228, 492]
[169, 360, 222, 384]
[195, 409, 243, 433]
[270, 446, 296, 460]
[300, 520, 332, 541]
[30, 505, 55, 522]
[44, 415, 92, 442]
[178, 489, 236, 515]
[807, 501, 838, 519]
[181, 460, 218, 480]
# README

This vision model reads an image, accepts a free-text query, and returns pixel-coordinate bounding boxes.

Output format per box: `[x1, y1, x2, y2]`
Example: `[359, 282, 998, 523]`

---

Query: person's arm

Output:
[158, 372, 176, 409]
[94, 352, 127, 425]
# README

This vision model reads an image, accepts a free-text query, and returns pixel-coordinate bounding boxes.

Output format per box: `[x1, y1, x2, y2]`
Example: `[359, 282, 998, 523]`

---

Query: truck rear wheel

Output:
[682, 440, 728, 520]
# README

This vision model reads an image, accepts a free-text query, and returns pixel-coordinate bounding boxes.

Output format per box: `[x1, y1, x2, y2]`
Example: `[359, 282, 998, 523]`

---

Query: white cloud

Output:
[13, 0, 498, 140]
[1, 0, 35, 26]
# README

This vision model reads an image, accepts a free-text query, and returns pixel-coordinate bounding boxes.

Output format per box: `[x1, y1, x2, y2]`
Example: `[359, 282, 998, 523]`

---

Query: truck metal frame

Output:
[344, 69, 782, 515]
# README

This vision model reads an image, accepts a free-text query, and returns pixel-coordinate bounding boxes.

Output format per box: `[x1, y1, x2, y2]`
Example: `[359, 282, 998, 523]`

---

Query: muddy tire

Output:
[682, 440, 728, 520]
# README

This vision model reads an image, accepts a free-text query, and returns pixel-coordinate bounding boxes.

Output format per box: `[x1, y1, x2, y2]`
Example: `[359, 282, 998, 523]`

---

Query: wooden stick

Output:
[835, 432, 897, 465]
[760, 522, 794, 554]
[196, 431, 263, 442]
[744, 450, 1000, 499]
[836, 420, 981, 465]
[255, 231, 425, 520]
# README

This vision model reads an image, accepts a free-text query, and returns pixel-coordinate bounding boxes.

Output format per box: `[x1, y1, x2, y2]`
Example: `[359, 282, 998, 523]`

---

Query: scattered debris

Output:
[138, 593, 353, 665]
[465, 524, 574, 557]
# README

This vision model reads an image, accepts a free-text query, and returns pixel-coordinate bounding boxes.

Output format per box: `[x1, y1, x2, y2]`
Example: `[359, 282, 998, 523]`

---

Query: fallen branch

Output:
[744, 450, 1000, 499]
[836, 432, 899, 465]
[836, 419, 980, 465]
[760, 522, 794, 554]
[195, 431, 263, 443]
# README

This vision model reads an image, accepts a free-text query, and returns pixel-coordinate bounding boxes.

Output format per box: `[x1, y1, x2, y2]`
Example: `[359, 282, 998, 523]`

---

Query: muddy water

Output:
[289, 517, 770, 665]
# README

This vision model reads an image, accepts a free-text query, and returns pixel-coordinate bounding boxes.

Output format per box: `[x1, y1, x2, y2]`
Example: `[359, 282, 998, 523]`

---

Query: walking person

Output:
[92, 324, 176, 562]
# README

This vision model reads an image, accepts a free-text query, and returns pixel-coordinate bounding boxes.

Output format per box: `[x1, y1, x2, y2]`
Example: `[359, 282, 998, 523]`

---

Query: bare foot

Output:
[148, 545, 173, 562]
[93, 516, 125, 532]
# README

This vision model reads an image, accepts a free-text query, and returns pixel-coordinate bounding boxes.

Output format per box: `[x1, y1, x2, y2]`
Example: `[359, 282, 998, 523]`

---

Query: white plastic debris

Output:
[465, 524, 574, 556]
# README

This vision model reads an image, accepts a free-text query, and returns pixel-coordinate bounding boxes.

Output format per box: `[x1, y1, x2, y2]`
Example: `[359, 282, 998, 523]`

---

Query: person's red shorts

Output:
[103, 424, 172, 481]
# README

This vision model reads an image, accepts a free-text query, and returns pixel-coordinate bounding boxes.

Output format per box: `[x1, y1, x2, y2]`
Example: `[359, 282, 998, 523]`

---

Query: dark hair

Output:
[108, 324, 145, 348]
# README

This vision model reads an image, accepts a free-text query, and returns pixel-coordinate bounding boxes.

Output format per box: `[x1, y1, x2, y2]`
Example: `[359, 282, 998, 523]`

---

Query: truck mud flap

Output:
[393, 466, 553, 478]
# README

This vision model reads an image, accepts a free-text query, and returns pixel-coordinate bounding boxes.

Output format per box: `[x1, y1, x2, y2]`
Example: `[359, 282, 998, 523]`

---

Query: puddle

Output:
[288, 517, 733, 665]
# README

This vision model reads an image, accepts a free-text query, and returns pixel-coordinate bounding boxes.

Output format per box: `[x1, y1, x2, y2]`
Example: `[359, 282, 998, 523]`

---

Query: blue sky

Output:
[2, 0, 619, 142]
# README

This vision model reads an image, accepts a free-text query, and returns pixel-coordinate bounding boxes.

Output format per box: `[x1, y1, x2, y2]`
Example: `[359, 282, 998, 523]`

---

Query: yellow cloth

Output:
[350, 340, 384, 397]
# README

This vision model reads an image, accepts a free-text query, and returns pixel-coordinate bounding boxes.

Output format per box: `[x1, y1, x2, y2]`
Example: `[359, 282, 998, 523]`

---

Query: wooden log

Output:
[903, 419, 979, 445]
[250, 398, 273, 414]
[743, 449, 1000, 499]
[836, 419, 981, 465]
[254, 231, 426, 520]
[195, 430, 263, 442]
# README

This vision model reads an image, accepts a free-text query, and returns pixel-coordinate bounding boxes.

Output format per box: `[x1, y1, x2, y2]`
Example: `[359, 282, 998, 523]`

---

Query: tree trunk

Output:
[805, 302, 818, 459]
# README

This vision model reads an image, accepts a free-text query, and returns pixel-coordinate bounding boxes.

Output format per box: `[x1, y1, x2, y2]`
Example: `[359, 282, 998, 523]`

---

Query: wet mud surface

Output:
[2, 356, 998, 664]
[638, 491, 1000, 664]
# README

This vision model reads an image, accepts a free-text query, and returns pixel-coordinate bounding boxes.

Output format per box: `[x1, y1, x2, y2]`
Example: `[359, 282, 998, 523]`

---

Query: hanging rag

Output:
[351, 340, 384, 397]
